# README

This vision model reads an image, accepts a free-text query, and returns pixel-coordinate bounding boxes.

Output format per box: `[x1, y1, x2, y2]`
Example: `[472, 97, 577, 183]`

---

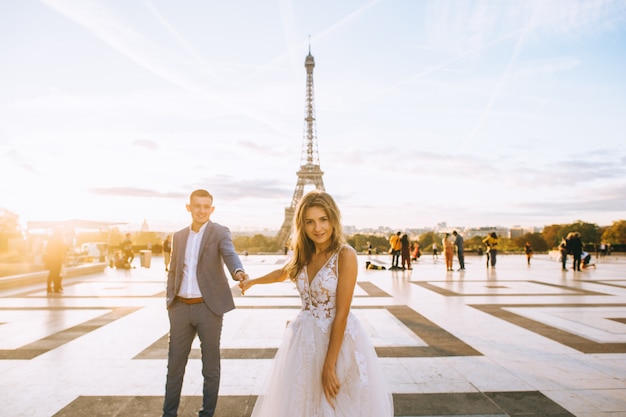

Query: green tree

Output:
[559, 221, 600, 245]
[601, 220, 626, 244]
[232, 235, 248, 252]
[232, 234, 279, 253]
[348, 234, 370, 253]
[252, 234, 278, 252]
[346, 234, 389, 254]
[372, 235, 391, 254]
[495, 236, 514, 252]
[513, 232, 548, 252]
[418, 231, 437, 252]
[542, 224, 563, 249]
[466, 235, 485, 251]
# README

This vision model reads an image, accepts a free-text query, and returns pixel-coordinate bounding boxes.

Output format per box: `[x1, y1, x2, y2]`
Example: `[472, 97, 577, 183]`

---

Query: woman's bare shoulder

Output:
[338, 244, 357, 260]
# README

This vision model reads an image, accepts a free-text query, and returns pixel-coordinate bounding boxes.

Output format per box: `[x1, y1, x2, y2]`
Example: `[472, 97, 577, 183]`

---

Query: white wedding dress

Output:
[251, 245, 394, 417]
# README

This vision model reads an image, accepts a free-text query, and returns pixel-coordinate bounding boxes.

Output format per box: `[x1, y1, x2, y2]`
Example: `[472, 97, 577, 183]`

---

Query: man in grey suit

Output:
[162, 189, 248, 417]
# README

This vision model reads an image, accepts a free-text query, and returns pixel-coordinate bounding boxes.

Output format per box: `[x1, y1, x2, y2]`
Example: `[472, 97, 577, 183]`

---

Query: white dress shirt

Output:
[177, 222, 207, 299]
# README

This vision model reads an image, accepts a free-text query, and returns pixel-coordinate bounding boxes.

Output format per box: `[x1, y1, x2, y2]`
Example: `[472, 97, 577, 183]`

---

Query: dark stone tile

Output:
[52, 395, 134, 417]
[471, 303, 626, 353]
[117, 396, 164, 417]
[386, 305, 482, 357]
[485, 391, 575, 416]
[47, 391, 576, 417]
[358, 281, 392, 297]
[52, 396, 257, 417]
[393, 392, 503, 416]
[213, 395, 257, 417]
[135, 304, 482, 360]
[0, 348, 46, 360]
[413, 280, 607, 297]
[221, 348, 278, 359]
[375, 346, 438, 357]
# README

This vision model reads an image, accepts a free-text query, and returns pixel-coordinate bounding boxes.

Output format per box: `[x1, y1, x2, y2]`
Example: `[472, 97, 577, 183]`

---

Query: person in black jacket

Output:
[566, 232, 583, 272]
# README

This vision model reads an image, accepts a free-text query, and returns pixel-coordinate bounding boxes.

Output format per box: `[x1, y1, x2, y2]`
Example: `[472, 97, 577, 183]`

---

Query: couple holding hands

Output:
[163, 189, 393, 417]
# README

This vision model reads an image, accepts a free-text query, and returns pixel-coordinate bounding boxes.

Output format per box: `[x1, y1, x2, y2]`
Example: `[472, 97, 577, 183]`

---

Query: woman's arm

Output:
[239, 267, 289, 295]
[322, 246, 358, 408]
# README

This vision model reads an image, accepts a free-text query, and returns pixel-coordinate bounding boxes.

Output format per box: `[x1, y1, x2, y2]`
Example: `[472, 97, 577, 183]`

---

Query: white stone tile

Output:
[378, 358, 415, 384]
[570, 388, 626, 412]
[445, 356, 534, 392]
[542, 389, 604, 414]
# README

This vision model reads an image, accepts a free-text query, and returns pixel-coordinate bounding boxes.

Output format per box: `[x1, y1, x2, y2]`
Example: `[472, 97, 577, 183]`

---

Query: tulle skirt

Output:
[251, 311, 394, 417]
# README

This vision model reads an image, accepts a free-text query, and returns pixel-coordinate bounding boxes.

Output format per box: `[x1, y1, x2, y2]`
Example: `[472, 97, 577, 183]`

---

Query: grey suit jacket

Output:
[166, 220, 243, 315]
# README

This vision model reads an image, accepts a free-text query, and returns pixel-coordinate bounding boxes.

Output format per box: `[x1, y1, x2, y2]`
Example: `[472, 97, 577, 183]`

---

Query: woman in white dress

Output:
[239, 190, 394, 417]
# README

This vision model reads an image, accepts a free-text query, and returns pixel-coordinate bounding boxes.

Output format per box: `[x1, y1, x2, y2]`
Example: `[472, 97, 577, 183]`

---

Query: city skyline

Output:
[2, 1, 625, 233]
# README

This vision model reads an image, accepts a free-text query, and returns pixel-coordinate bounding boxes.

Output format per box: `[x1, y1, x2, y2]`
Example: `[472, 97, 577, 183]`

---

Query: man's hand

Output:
[234, 270, 248, 282]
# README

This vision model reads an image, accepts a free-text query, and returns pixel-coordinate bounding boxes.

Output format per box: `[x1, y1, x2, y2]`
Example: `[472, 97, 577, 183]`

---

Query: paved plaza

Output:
[1, 252, 625, 417]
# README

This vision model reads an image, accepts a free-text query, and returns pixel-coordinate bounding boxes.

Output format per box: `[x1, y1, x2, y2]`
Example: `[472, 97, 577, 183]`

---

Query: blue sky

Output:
[1, 0, 625, 233]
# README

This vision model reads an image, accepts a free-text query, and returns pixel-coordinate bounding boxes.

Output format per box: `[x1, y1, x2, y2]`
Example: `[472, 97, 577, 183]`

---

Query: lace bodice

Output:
[250, 244, 394, 417]
[295, 245, 355, 334]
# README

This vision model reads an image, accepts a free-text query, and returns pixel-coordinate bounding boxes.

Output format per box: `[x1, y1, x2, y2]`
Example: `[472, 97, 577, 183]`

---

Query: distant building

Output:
[464, 226, 509, 239]
[343, 225, 357, 235]
[509, 226, 539, 239]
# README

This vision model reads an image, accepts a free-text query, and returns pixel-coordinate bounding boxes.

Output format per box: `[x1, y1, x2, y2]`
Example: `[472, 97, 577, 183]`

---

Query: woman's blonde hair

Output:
[283, 190, 345, 280]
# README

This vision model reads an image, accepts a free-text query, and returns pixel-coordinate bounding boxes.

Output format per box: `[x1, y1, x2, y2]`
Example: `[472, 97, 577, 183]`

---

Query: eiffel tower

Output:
[275, 46, 326, 249]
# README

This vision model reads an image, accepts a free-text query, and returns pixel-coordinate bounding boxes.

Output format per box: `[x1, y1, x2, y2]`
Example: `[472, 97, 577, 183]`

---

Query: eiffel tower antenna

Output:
[275, 44, 326, 249]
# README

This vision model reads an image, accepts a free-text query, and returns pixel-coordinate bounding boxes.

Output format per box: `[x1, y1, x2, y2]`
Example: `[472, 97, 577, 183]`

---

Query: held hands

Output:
[239, 278, 253, 295]
[234, 270, 248, 282]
